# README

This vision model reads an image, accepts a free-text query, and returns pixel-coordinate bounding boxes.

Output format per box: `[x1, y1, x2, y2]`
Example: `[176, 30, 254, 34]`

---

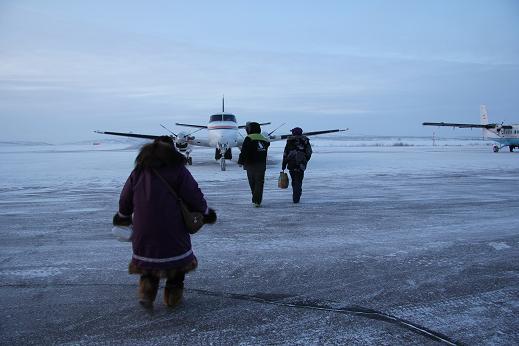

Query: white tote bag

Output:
[111, 225, 133, 242]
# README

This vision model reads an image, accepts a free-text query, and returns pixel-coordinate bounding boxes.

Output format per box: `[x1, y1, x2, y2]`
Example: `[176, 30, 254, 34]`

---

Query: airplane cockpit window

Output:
[210, 114, 223, 122]
[223, 114, 236, 122]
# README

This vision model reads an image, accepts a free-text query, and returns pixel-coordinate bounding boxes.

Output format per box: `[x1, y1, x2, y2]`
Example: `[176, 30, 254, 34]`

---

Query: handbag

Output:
[278, 171, 289, 189]
[152, 169, 205, 234]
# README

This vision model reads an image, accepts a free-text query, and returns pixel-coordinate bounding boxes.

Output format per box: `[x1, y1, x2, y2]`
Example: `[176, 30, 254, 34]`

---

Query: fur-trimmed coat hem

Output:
[128, 257, 198, 278]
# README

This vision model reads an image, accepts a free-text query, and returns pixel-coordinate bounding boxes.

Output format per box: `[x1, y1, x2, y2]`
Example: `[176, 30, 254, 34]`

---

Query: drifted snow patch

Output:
[1, 268, 62, 278]
[488, 242, 511, 251]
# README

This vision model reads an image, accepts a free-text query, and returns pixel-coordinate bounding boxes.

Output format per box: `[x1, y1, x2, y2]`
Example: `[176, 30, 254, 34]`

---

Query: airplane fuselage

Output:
[207, 116, 240, 149]
[485, 125, 519, 146]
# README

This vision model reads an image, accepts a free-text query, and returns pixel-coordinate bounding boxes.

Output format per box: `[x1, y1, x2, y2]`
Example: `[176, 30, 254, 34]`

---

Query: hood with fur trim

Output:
[135, 140, 186, 168]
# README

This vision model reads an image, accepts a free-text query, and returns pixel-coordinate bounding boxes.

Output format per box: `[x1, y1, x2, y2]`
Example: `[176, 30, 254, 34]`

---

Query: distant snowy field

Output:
[1, 136, 518, 345]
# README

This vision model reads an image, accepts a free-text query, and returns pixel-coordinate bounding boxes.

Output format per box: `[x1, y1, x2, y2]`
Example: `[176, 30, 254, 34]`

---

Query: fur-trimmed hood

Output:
[135, 139, 186, 168]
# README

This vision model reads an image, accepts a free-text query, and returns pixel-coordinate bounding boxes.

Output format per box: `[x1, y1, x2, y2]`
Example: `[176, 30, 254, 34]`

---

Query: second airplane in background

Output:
[423, 105, 519, 152]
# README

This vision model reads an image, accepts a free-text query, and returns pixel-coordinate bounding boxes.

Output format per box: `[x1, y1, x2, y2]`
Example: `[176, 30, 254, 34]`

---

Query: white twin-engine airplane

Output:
[423, 105, 519, 153]
[96, 100, 346, 170]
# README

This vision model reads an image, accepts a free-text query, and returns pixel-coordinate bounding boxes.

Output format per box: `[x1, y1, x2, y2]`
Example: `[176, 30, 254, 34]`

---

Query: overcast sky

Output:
[1, 0, 518, 143]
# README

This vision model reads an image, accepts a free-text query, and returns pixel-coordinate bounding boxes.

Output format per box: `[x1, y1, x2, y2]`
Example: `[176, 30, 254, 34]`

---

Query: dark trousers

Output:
[246, 165, 266, 204]
[289, 170, 304, 203]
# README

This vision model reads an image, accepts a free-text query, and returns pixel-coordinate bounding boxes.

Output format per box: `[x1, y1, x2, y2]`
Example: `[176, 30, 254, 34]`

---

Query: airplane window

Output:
[223, 114, 236, 122]
[210, 115, 223, 122]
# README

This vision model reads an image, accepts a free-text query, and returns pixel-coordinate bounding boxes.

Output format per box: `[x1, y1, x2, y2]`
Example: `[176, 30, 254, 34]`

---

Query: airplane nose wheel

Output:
[185, 149, 193, 165]
[493, 145, 500, 153]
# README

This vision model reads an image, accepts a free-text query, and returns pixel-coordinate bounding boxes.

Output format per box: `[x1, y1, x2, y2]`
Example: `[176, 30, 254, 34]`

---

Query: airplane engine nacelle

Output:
[174, 132, 195, 152]
[175, 132, 189, 151]
[175, 141, 188, 151]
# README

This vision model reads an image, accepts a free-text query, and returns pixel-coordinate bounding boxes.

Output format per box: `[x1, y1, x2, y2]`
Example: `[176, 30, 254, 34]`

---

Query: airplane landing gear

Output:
[217, 144, 229, 170]
[510, 146, 515, 152]
[493, 145, 500, 153]
[185, 149, 193, 165]
[224, 148, 232, 160]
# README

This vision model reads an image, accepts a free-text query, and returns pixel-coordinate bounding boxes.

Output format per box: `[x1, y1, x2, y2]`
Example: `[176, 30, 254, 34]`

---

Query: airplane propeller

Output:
[159, 123, 198, 154]
[160, 123, 203, 141]
[268, 123, 286, 137]
[160, 124, 178, 137]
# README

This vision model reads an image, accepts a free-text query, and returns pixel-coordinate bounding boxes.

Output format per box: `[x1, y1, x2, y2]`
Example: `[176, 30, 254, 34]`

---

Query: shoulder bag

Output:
[152, 168, 205, 234]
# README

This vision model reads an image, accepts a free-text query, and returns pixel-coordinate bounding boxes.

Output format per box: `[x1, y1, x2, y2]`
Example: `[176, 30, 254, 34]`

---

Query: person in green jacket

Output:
[238, 122, 270, 207]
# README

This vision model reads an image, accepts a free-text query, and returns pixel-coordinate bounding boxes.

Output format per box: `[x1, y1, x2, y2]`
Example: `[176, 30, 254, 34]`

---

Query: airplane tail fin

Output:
[480, 105, 488, 125]
[480, 105, 490, 139]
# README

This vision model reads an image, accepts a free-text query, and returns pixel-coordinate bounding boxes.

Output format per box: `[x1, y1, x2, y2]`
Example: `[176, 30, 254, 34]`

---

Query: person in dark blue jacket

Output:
[282, 127, 312, 203]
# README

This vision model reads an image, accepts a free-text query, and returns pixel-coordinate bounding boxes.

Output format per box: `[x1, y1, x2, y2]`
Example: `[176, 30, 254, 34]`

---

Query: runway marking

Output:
[1, 282, 459, 345]
[189, 288, 459, 345]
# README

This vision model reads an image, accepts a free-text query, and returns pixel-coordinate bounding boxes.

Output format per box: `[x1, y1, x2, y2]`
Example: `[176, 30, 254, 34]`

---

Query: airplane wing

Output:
[268, 129, 347, 141]
[422, 122, 513, 129]
[94, 130, 161, 140]
[95, 130, 213, 148]
[175, 123, 207, 129]
[238, 122, 271, 129]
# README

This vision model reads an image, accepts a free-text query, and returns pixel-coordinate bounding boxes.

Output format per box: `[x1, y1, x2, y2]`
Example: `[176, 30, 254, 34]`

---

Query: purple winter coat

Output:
[119, 164, 207, 270]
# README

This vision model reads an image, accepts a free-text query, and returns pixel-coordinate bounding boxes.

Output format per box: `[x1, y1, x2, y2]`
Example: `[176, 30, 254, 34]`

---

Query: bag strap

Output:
[151, 168, 182, 202]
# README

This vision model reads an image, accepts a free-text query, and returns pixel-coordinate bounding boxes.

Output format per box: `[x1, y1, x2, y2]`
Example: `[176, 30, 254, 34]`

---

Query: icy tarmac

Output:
[1, 137, 518, 345]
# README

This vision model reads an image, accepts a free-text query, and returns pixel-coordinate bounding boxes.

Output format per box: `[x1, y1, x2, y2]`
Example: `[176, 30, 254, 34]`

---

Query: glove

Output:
[113, 212, 132, 226]
[203, 208, 217, 224]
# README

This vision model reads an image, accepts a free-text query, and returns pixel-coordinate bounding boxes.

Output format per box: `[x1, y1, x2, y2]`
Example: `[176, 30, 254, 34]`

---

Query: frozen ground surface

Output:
[0, 137, 518, 345]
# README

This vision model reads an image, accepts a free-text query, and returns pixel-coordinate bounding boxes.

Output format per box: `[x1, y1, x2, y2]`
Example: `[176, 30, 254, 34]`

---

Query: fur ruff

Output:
[128, 257, 198, 278]
[135, 138, 186, 168]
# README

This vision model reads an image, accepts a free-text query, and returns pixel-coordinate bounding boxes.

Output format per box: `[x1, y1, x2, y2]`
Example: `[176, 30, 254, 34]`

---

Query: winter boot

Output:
[164, 272, 185, 308]
[139, 274, 160, 309]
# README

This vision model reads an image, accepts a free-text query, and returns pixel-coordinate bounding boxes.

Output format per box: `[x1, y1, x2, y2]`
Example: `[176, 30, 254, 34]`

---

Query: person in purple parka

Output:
[113, 136, 216, 309]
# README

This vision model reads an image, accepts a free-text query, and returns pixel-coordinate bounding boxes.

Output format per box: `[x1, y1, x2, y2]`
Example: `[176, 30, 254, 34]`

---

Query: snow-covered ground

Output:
[1, 137, 518, 344]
